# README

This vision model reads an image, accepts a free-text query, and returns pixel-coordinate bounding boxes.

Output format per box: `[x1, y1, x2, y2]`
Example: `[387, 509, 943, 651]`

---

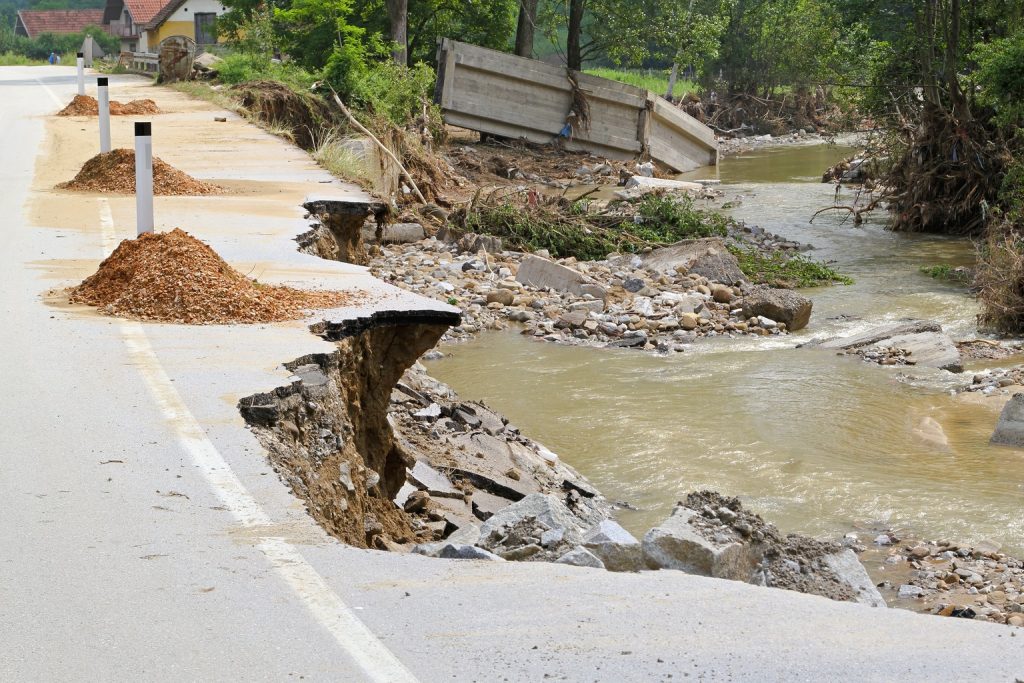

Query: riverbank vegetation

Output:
[730, 247, 852, 288]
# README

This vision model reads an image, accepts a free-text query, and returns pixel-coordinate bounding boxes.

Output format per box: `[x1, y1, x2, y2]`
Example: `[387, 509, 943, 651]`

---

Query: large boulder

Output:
[741, 285, 813, 331]
[637, 238, 745, 285]
[991, 393, 1024, 447]
[641, 507, 759, 578]
[582, 520, 645, 572]
[516, 255, 607, 299]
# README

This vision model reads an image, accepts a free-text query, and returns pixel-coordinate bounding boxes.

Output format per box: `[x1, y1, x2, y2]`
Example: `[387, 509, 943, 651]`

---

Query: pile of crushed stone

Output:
[57, 94, 161, 116]
[57, 149, 221, 195]
[69, 228, 354, 324]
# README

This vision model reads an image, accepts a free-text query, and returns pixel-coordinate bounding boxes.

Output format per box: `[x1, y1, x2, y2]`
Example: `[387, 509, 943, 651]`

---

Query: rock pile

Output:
[641, 491, 885, 606]
[960, 366, 1024, 394]
[70, 228, 352, 324]
[58, 149, 222, 195]
[368, 235, 813, 352]
[388, 365, 611, 544]
[860, 532, 1024, 625]
[409, 481, 884, 608]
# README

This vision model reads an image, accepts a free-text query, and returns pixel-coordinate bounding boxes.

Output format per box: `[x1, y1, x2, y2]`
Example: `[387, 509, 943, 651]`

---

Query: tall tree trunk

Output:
[665, 62, 679, 100]
[567, 0, 585, 71]
[515, 0, 539, 58]
[944, 0, 972, 123]
[386, 0, 408, 66]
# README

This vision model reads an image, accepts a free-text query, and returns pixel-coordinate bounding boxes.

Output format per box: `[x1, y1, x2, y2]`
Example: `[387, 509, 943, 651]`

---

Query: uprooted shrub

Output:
[453, 191, 737, 261]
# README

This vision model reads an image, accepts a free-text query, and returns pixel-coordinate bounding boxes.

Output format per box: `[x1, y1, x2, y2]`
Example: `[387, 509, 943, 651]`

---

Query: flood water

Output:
[427, 143, 1024, 554]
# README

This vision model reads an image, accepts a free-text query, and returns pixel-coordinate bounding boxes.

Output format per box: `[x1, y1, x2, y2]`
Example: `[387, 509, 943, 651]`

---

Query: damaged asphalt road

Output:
[3, 67, 1023, 682]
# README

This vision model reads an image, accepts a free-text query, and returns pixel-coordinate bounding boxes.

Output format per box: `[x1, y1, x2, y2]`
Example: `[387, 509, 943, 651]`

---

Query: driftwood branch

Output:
[328, 87, 427, 204]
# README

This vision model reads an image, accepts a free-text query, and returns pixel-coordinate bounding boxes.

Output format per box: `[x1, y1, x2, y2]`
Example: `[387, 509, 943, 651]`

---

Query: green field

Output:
[583, 67, 696, 96]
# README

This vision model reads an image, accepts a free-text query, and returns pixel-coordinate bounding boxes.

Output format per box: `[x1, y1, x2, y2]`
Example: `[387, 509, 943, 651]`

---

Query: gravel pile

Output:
[369, 238, 794, 352]
[57, 94, 161, 116]
[69, 228, 352, 324]
[58, 149, 221, 195]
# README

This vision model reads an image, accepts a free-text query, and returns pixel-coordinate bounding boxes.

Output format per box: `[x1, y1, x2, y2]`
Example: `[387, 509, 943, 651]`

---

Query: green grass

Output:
[169, 81, 242, 112]
[729, 246, 853, 288]
[310, 129, 374, 187]
[920, 264, 971, 283]
[0, 52, 47, 66]
[584, 67, 696, 96]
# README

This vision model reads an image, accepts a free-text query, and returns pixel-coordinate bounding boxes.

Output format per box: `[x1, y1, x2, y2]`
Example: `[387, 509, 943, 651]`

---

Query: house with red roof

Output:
[14, 9, 107, 39]
[102, 0, 227, 53]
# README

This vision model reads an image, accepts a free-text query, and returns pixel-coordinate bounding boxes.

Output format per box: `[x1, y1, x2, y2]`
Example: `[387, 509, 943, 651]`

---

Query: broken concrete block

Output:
[991, 394, 1024, 448]
[515, 255, 607, 298]
[408, 460, 461, 498]
[479, 493, 583, 546]
[414, 403, 442, 420]
[817, 319, 962, 371]
[582, 520, 645, 572]
[634, 238, 745, 285]
[741, 285, 813, 331]
[623, 176, 704, 194]
[556, 546, 606, 569]
[641, 507, 757, 578]
[446, 524, 481, 546]
[821, 549, 887, 608]
[871, 332, 962, 372]
[381, 222, 425, 244]
[412, 542, 504, 561]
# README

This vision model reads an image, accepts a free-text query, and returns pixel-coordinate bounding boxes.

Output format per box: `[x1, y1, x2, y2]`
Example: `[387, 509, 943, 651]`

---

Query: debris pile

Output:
[641, 491, 885, 606]
[69, 228, 352, 324]
[58, 149, 221, 195]
[57, 94, 161, 116]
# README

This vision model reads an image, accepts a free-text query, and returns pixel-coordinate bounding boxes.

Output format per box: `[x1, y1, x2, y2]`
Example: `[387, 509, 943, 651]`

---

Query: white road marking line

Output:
[34, 77, 65, 108]
[97, 199, 418, 683]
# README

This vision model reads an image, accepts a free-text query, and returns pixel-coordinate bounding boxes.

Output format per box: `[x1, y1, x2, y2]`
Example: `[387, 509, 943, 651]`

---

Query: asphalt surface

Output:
[2, 66, 1023, 682]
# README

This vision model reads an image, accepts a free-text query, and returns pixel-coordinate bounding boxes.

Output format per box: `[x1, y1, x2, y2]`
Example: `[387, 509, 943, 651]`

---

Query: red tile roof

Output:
[16, 9, 106, 38]
[122, 0, 168, 25]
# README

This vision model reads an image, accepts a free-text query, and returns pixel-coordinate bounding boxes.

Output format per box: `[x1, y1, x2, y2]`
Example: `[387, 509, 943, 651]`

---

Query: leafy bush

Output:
[972, 33, 1024, 128]
[217, 52, 316, 91]
[729, 246, 852, 287]
[919, 264, 970, 283]
[349, 60, 436, 127]
[633, 193, 730, 240]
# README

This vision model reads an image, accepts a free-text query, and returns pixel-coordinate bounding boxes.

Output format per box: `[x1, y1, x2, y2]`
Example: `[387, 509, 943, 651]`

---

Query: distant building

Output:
[14, 9, 108, 39]
[101, 0, 227, 53]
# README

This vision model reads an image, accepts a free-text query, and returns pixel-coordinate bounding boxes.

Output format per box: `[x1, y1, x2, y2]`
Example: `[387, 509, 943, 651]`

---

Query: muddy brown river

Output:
[427, 143, 1024, 555]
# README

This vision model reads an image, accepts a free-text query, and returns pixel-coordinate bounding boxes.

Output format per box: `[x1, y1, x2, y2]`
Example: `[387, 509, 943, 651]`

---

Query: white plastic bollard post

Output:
[134, 122, 154, 235]
[76, 52, 84, 96]
[97, 77, 111, 153]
